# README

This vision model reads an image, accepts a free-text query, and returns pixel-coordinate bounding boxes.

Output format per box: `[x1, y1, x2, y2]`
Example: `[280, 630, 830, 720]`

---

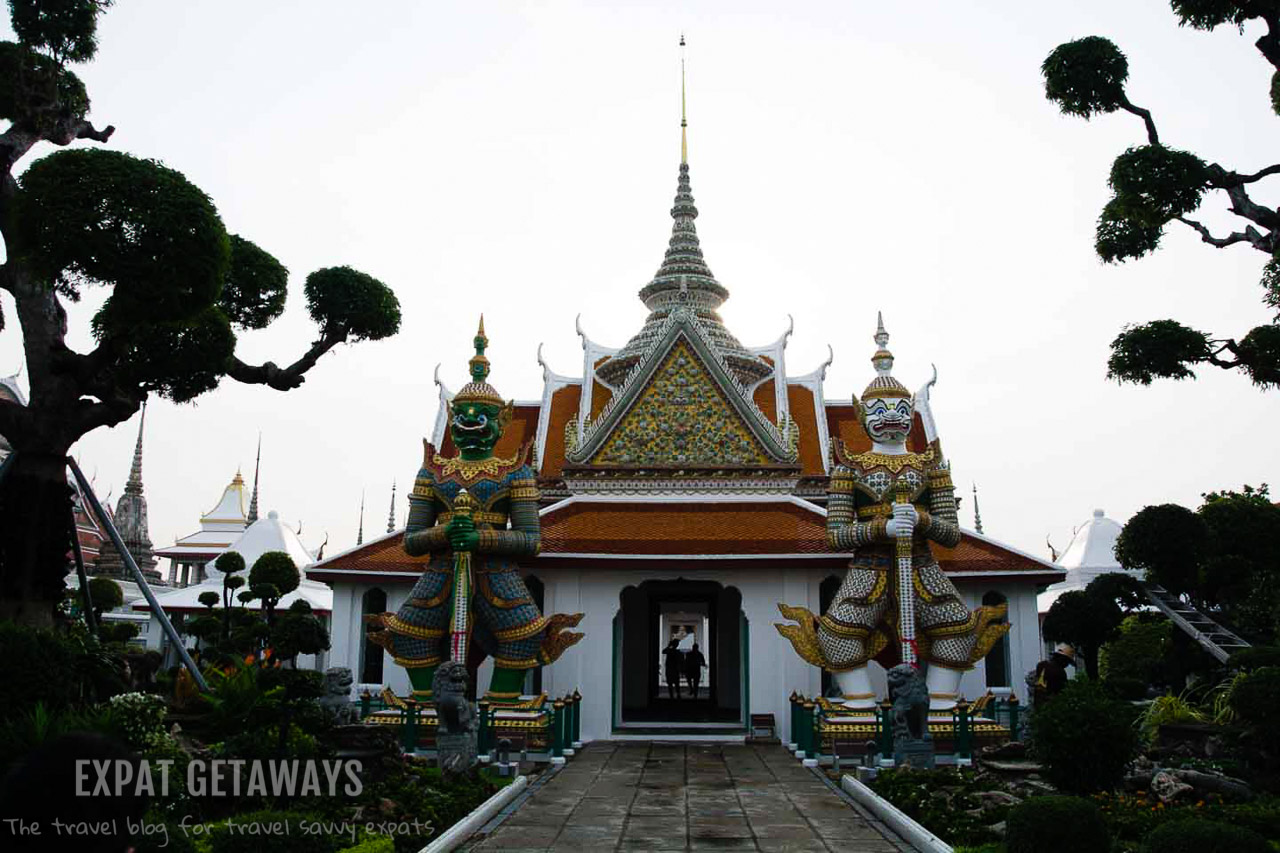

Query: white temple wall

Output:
[323, 568, 1046, 742]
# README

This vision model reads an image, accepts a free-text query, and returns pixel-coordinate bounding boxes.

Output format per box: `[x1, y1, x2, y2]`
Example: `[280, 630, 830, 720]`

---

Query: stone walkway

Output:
[464, 742, 910, 852]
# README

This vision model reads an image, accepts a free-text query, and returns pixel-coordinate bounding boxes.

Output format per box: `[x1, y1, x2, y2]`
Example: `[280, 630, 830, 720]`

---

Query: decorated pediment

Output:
[567, 309, 797, 468]
[590, 340, 771, 466]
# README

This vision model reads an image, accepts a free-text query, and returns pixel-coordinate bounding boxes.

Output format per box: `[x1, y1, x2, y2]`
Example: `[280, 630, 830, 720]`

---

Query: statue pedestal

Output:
[437, 732, 478, 778]
[893, 738, 936, 770]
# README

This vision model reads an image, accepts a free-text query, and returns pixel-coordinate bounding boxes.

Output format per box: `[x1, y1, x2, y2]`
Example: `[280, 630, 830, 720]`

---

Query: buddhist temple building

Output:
[138, 509, 331, 670]
[1038, 508, 1137, 614]
[91, 406, 162, 584]
[309, 112, 1064, 742]
[154, 471, 250, 587]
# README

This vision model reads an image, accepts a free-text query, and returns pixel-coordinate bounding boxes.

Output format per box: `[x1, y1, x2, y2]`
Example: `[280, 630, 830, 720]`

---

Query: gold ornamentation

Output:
[847, 445, 935, 474]
[774, 604, 828, 668]
[590, 341, 772, 466]
[539, 612, 585, 664]
[433, 451, 520, 481]
[966, 604, 1012, 665]
[437, 510, 507, 526]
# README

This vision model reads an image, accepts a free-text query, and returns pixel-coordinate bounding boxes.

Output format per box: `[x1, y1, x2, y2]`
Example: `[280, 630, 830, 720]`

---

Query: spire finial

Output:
[972, 483, 984, 534]
[387, 480, 396, 534]
[357, 490, 365, 546]
[125, 401, 146, 494]
[247, 432, 261, 523]
[680, 34, 688, 165]
[469, 315, 490, 385]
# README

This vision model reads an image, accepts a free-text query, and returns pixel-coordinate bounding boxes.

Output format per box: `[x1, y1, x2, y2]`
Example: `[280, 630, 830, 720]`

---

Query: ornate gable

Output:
[565, 308, 798, 470]
[589, 340, 772, 466]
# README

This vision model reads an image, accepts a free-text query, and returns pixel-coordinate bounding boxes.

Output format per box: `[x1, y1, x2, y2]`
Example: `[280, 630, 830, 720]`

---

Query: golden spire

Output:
[680, 34, 688, 165]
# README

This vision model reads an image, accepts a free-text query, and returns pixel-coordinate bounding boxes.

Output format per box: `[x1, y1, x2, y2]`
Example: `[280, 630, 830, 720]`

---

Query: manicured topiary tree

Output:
[247, 551, 298, 626]
[86, 576, 122, 621]
[1042, 9, 1280, 389]
[1030, 678, 1141, 794]
[269, 600, 330, 668]
[0, 1, 401, 626]
[214, 550, 246, 640]
[1041, 572, 1144, 679]
[1006, 795, 1109, 853]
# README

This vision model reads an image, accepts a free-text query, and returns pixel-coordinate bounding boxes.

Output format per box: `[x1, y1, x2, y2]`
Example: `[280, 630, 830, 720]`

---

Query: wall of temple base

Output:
[327, 567, 1044, 746]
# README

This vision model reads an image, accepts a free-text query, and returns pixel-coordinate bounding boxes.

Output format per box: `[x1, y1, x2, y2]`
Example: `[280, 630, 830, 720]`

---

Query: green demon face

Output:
[450, 400, 504, 457]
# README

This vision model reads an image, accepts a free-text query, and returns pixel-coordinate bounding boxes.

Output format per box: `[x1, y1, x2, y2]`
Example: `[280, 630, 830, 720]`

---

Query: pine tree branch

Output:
[1175, 216, 1268, 250]
[1119, 94, 1159, 145]
[226, 329, 348, 391]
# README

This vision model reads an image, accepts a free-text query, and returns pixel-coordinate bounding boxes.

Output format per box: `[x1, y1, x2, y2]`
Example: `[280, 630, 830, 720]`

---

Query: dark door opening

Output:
[617, 579, 743, 725]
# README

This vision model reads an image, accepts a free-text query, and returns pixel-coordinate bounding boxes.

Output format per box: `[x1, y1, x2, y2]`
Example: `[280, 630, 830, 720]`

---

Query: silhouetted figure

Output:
[1, 732, 148, 853]
[1033, 643, 1075, 707]
[685, 642, 707, 699]
[662, 639, 683, 699]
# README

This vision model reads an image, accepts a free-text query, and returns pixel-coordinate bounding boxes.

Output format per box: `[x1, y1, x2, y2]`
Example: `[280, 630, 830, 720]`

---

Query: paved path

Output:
[464, 742, 910, 852]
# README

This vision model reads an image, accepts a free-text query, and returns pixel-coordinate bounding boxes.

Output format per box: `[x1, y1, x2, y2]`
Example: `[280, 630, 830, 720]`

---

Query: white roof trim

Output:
[959, 527, 1065, 574]
[429, 364, 453, 449]
[540, 493, 827, 515]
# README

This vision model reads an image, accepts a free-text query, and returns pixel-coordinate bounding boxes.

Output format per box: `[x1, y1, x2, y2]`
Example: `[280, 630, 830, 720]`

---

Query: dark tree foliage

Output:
[197, 591, 219, 609]
[1107, 320, 1214, 384]
[1115, 503, 1210, 595]
[1029, 679, 1142, 794]
[8, 0, 110, 64]
[1116, 486, 1280, 643]
[213, 551, 245, 575]
[0, 1, 401, 625]
[247, 551, 298, 625]
[1041, 572, 1145, 680]
[85, 575, 121, 615]
[1043, 7, 1280, 389]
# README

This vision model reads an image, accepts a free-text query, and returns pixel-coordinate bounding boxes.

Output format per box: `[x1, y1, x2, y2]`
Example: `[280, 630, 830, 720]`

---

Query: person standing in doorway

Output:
[662, 638, 683, 699]
[685, 642, 707, 699]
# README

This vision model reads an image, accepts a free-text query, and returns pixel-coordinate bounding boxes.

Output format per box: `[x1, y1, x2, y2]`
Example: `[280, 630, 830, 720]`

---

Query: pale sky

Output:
[2, 1, 1277, 564]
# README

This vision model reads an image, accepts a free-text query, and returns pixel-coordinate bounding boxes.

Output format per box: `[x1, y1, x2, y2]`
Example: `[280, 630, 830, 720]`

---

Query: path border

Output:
[840, 774, 953, 853]
[421, 774, 529, 853]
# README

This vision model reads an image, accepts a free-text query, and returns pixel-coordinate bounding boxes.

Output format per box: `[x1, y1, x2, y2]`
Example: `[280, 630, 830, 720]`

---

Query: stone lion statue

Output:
[319, 667, 359, 725]
[887, 663, 930, 743]
[432, 661, 475, 736]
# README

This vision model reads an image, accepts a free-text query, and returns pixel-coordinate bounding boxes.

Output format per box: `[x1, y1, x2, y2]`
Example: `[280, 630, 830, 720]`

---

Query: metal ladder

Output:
[1141, 582, 1251, 664]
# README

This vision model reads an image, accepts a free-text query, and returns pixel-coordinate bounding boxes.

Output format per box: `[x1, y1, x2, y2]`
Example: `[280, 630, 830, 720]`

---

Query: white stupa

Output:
[136, 510, 331, 616]
[1038, 508, 1141, 613]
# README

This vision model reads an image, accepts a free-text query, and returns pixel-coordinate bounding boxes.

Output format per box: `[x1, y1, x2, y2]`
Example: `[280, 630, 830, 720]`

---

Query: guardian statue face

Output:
[450, 400, 504, 456]
[862, 395, 913, 444]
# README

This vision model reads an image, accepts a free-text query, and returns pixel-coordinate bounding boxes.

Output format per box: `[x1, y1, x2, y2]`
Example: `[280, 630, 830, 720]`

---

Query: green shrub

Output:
[0, 620, 125, 710]
[1101, 615, 1170, 696]
[1030, 679, 1141, 794]
[1230, 666, 1280, 762]
[1006, 796, 1108, 853]
[338, 837, 394, 853]
[1139, 818, 1269, 853]
[131, 810, 199, 853]
[1228, 646, 1280, 671]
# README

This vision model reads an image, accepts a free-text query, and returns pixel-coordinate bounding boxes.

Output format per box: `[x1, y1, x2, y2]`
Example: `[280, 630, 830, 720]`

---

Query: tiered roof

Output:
[154, 471, 249, 564]
[310, 115, 1063, 588]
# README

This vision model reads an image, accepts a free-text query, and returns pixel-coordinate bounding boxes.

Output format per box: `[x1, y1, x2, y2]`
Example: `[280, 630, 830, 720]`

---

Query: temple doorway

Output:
[613, 579, 747, 730]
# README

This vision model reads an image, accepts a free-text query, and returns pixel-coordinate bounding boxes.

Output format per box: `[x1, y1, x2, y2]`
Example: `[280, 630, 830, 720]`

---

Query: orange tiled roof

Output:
[753, 380, 777, 423]
[541, 501, 829, 555]
[308, 502, 1056, 577]
[539, 384, 581, 478]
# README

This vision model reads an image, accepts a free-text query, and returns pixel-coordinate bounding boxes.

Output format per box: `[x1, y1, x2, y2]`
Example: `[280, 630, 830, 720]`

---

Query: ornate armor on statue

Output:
[777, 315, 1007, 709]
[368, 318, 583, 703]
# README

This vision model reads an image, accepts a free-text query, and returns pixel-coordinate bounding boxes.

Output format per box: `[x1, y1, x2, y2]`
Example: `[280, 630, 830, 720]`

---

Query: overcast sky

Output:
[2, 1, 1277, 564]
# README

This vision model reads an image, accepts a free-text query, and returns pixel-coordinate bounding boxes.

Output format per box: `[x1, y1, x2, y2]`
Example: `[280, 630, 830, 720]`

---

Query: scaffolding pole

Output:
[67, 456, 208, 691]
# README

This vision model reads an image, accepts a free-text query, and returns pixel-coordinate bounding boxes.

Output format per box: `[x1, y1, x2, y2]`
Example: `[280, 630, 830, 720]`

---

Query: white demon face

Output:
[863, 396, 913, 444]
